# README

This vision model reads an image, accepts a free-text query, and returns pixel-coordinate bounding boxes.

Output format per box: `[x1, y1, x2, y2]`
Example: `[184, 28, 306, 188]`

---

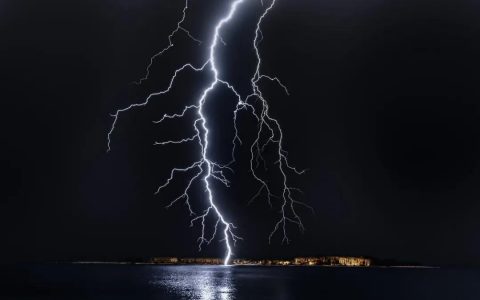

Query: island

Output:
[148, 256, 372, 266]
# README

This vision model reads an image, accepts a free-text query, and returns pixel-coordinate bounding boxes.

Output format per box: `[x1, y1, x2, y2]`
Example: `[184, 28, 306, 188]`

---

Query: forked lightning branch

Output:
[107, 0, 312, 265]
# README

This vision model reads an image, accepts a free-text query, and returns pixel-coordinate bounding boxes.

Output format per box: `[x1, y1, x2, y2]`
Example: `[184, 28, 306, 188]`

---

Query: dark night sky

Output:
[2, 0, 480, 266]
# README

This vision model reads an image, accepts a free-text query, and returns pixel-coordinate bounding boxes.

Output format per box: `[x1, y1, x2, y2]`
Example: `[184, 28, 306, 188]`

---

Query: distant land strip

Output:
[70, 256, 430, 267]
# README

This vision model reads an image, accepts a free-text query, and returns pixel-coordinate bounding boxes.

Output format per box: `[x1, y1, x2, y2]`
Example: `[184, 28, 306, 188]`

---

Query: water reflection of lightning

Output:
[107, 0, 311, 265]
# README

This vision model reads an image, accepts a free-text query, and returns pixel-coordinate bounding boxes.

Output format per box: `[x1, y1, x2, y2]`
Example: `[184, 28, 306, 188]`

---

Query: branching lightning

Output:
[108, 0, 311, 265]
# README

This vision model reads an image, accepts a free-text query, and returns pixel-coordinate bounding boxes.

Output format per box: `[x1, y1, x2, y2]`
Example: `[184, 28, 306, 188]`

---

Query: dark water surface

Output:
[1, 264, 480, 299]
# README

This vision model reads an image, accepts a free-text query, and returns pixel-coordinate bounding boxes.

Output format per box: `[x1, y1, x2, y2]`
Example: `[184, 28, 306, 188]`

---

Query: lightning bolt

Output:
[107, 0, 312, 265]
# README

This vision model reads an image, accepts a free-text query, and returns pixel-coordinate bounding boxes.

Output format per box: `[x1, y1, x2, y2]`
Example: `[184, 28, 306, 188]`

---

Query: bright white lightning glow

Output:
[107, 0, 311, 265]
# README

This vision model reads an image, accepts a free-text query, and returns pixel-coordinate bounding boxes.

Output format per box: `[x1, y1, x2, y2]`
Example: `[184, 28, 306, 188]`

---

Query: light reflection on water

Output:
[4, 265, 480, 299]
[150, 266, 235, 300]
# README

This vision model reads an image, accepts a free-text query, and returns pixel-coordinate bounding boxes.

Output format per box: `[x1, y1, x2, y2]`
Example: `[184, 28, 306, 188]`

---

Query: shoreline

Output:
[68, 261, 437, 268]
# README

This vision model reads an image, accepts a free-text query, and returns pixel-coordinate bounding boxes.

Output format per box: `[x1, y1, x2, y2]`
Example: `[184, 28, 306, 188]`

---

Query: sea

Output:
[1, 264, 480, 299]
